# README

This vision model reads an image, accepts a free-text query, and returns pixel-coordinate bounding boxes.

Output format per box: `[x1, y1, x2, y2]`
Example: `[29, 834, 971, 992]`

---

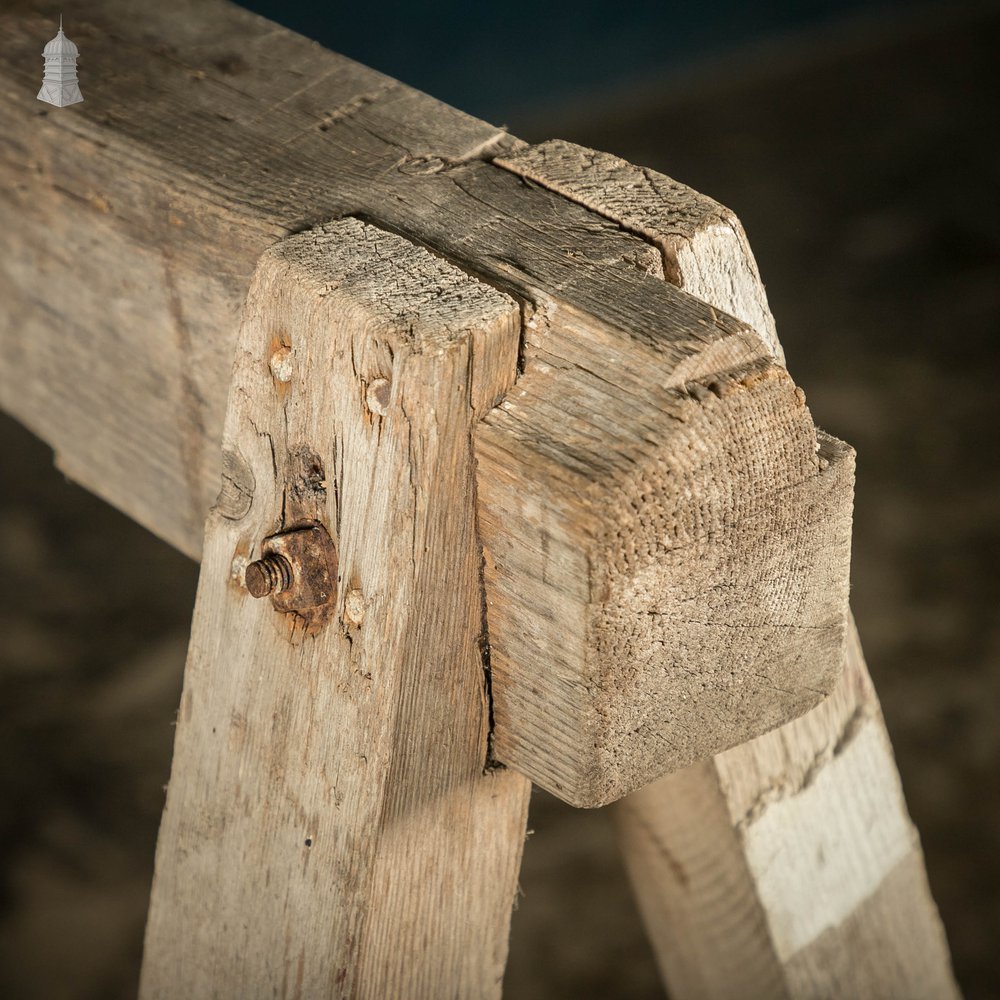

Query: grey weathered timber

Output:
[616, 620, 959, 1000]
[506, 140, 956, 997]
[0, 3, 954, 996]
[0, 0, 682, 560]
[141, 219, 531, 999]
[0, 0, 854, 806]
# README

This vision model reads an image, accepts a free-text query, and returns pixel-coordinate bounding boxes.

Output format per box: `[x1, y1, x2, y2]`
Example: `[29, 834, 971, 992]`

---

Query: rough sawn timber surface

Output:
[496, 139, 783, 362]
[140, 219, 532, 999]
[0, 0, 684, 560]
[616, 621, 959, 999]
[478, 144, 853, 804]
[0, 0, 855, 806]
[476, 352, 853, 806]
[507, 140, 957, 996]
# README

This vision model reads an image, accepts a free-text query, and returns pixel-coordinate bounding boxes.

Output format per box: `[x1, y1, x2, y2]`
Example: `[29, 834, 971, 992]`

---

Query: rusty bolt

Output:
[245, 553, 293, 598]
[244, 523, 338, 612]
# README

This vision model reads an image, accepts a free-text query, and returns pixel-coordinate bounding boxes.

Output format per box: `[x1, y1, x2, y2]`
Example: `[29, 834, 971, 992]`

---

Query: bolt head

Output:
[246, 524, 338, 612]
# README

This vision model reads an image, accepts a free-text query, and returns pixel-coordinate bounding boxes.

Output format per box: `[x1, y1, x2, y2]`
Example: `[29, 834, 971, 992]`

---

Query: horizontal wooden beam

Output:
[1, 2, 854, 803]
[1, 0, 759, 560]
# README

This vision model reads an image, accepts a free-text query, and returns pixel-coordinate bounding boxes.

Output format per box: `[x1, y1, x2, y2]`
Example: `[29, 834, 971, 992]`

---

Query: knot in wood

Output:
[365, 378, 391, 415]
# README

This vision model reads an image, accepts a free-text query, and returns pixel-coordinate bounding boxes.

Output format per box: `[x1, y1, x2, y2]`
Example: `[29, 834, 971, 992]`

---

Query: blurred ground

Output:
[1, 4, 998, 998]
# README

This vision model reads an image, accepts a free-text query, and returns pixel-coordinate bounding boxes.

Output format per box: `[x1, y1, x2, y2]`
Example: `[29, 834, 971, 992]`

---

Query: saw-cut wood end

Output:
[480, 353, 854, 807]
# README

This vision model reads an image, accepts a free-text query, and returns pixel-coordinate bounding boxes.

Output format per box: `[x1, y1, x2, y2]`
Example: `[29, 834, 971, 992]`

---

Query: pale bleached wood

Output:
[503, 140, 956, 994]
[0, 0, 858, 807]
[1, 0, 712, 560]
[140, 218, 531, 999]
[616, 620, 959, 1000]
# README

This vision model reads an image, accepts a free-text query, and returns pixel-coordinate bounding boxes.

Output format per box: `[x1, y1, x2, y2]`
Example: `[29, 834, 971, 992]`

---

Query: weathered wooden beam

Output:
[616, 620, 959, 999]
[0, 2, 854, 805]
[140, 218, 531, 998]
[0, 4, 956, 995]
[507, 140, 956, 996]
[0, 0, 717, 560]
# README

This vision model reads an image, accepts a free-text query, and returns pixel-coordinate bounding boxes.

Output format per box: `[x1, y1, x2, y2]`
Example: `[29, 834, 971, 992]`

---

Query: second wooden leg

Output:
[614, 618, 958, 1000]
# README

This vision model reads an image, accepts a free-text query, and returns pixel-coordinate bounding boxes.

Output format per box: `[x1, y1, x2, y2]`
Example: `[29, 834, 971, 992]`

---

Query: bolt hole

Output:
[269, 345, 293, 383]
[304, 838, 313, 847]
[366, 378, 391, 416]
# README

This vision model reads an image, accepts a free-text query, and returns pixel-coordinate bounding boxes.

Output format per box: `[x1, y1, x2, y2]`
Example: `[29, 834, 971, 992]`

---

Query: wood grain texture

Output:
[477, 358, 853, 806]
[0, 0, 749, 560]
[140, 219, 531, 999]
[616, 620, 959, 999]
[0, 0, 856, 806]
[495, 139, 783, 362]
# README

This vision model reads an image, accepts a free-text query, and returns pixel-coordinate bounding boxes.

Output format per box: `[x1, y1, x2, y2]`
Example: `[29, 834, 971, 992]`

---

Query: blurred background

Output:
[1, 0, 998, 997]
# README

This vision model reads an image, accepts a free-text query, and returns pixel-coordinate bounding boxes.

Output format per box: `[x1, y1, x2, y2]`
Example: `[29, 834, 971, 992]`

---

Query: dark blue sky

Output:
[237, 0, 915, 122]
